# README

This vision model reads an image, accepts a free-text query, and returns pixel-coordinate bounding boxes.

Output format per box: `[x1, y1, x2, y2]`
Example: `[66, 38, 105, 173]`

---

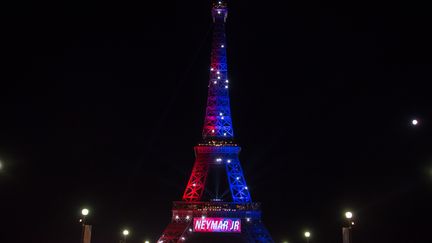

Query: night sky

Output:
[2, 0, 432, 242]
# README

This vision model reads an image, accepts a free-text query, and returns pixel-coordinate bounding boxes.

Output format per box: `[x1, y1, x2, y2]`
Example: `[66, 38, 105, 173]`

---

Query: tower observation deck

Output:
[157, 1, 274, 242]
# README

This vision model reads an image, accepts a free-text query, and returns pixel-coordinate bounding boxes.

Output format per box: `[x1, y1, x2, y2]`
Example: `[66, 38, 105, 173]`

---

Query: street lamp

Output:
[122, 229, 130, 243]
[343, 211, 354, 243]
[80, 208, 90, 243]
[304, 231, 311, 243]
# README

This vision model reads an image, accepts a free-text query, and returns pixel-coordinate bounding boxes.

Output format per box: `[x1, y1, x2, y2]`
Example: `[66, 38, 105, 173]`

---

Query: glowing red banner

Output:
[193, 217, 241, 233]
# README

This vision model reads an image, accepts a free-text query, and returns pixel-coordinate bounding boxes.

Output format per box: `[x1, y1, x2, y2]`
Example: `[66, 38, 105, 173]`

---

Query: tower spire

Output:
[202, 0, 233, 142]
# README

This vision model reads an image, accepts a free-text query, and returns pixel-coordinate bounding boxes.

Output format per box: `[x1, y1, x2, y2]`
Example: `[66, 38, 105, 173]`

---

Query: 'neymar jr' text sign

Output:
[193, 217, 241, 233]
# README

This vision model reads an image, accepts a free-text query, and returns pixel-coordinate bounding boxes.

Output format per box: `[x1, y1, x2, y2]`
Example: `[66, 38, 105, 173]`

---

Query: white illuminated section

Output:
[225, 85, 229, 89]
[227, 159, 231, 163]
[412, 119, 419, 126]
[304, 231, 311, 238]
[345, 212, 353, 219]
[81, 208, 89, 216]
[216, 158, 222, 162]
[221, 45, 225, 48]
[123, 229, 130, 236]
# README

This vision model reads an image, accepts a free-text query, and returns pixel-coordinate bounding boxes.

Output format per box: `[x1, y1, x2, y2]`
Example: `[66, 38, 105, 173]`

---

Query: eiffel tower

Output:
[157, 1, 274, 242]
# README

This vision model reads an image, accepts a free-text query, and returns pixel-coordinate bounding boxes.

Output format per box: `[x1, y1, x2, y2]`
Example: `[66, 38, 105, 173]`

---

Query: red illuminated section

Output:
[193, 217, 241, 233]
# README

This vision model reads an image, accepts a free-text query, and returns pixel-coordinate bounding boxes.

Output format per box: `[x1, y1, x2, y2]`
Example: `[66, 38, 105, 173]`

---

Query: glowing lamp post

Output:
[304, 231, 311, 243]
[80, 208, 91, 243]
[342, 211, 354, 243]
[122, 229, 130, 243]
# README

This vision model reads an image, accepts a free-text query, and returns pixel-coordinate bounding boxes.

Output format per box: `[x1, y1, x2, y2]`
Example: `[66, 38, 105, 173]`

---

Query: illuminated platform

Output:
[158, 202, 271, 243]
[185, 233, 246, 243]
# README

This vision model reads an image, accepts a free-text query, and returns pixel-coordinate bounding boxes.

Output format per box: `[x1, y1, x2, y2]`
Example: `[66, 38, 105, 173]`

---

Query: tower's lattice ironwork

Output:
[158, 1, 273, 242]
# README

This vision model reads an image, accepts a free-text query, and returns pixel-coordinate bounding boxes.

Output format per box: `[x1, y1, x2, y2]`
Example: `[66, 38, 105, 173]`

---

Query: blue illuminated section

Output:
[202, 1, 234, 141]
[223, 146, 252, 203]
[226, 157, 251, 203]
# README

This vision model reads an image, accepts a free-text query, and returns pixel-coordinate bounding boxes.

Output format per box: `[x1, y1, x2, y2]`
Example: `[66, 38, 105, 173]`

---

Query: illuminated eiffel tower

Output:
[157, 1, 273, 242]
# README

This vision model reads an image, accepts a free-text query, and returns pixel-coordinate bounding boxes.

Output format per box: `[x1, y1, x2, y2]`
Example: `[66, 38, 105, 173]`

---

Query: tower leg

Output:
[243, 220, 274, 243]
[182, 158, 209, 201]
[157, 221, 191, 243]
[226, 156, 251, 203]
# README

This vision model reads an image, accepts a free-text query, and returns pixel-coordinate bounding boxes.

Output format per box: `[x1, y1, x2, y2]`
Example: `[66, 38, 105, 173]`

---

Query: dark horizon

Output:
[2, 0, 432, 242]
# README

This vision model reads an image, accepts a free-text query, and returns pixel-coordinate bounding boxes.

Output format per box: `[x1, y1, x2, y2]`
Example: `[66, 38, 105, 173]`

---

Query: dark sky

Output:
[2, 0, 432, 242]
